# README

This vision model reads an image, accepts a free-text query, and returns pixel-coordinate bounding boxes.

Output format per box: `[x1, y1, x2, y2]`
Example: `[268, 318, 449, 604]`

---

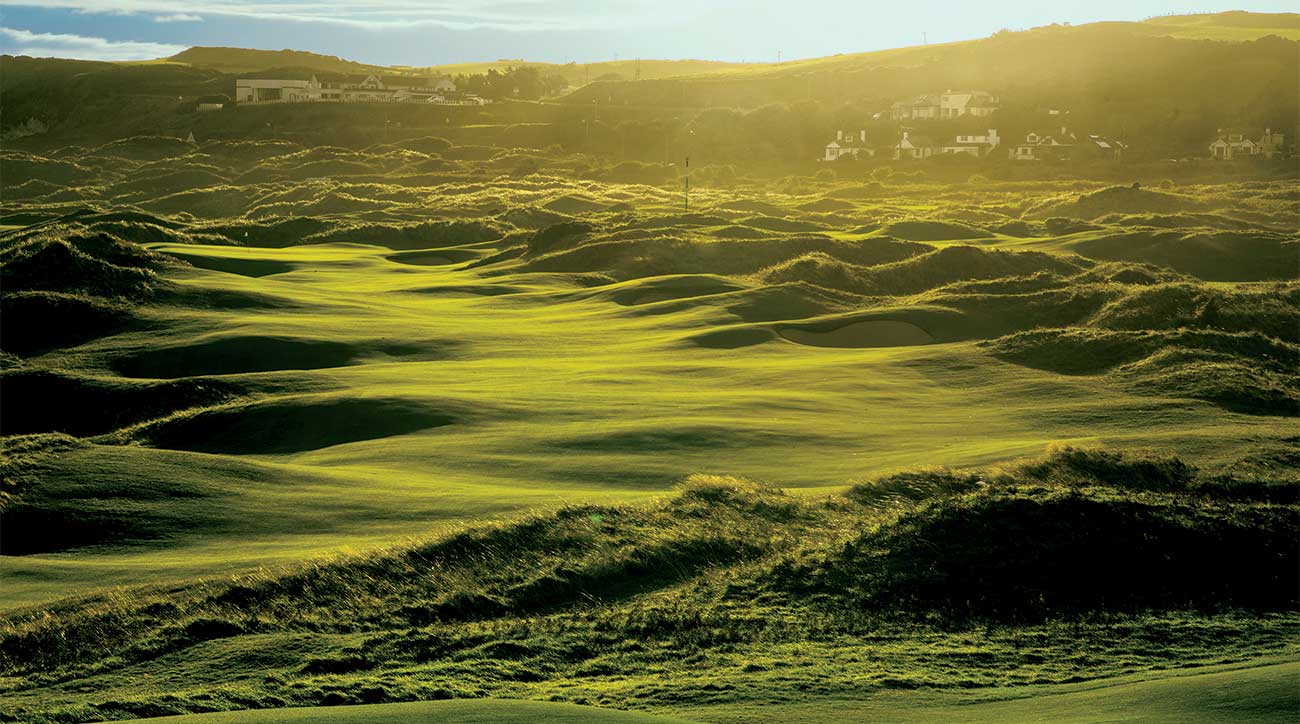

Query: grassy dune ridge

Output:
[1, 450, 1297, 721]
[0, 129, 1297, 722]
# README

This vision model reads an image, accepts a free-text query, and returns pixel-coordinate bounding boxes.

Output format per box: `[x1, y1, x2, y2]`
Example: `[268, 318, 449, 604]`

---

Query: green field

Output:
[132, 699, 697, 724]
[110, 659, 1300, 723]
[3, 178, 1295, 609]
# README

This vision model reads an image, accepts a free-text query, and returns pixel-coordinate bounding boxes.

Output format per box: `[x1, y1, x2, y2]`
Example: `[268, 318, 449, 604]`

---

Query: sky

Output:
[0, 1, 1294, 65]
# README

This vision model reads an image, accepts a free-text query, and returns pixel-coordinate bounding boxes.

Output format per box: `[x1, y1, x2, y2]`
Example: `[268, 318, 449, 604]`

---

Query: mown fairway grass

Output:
[131, 699, 699, 724]
[2, 238, 1291, 608]
[115, 659, 1300, 724]
[689, 659, 1300, 724]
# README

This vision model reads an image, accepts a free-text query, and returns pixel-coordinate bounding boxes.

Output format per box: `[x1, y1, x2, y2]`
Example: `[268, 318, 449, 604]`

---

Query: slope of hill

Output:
[128, 699, 698, 724]
[0, 54, 115, 93]
[109, 660, 1300, 724]
[161, 49, 763, 87]
[2, 12, 1295, 159]
[562, 21, 1297, 124]
[1142, 10, 1300, 40]
[162, 47, 388, 75]
[413, 59, 765, 86]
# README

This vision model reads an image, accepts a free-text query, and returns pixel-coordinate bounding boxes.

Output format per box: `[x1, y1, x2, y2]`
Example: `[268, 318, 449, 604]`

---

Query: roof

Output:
[336, 74, 451, 87]
[900, 135, 936, 147]
[1086, 135, 1126, 149]
[1028, 130, 1077, 144]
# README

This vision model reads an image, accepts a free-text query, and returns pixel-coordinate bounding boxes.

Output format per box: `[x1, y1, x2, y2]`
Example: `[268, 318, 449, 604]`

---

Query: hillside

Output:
[158, 48, 762, 87]
[561, 20, 1299, 154]
[1142, 10, 1300, 40]
[417, 59, 765, 87]
[161, 47, 389, 75]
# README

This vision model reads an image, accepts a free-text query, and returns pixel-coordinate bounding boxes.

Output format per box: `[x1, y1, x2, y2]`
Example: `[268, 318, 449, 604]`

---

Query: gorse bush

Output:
[846, 468, 985, 509]
[818, 491, 1297, 619]
[1011, 445, 1196, 491]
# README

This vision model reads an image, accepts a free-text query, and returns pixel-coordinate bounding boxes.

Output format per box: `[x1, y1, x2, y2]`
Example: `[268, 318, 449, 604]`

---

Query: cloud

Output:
[153, 13, 202, 22]
[0, 1, 700, 31]
[0, 26, 186, 59]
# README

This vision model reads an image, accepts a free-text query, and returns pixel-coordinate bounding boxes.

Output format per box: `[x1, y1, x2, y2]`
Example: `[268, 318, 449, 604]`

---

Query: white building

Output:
[939, 91, 999, 118]
[940, 129, 1000, 156]
[235, 74, 463, 105]
[235, 78, 318, 104]
[1010, 128, 1077, 161]
[1009, 128, 1126, 161]
[1210, 129, 1285, 160]
[824, 130, 875, 161]
[894, 130, 936, 159]
[892, 91, 999, 120]
[890, 95, 939, 120]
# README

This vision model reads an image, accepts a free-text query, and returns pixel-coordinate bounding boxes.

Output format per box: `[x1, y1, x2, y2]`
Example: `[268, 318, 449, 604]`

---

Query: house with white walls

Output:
[890, 95, 940, 120]
[893, 130, 936, 159]
[1209, 130, 1257, 159]
[939, 91, 1000, 118]
[235, 78, 320, 104]
[892, 91, 999, 120]
[823, 130, 876, 161]
[1009, 128, 1127, 161]
[1009, 128, 1077, 161]
[939, 129, 1000, 156]
[235, 74, 462, 105]
[1209, 129, 1286, 159]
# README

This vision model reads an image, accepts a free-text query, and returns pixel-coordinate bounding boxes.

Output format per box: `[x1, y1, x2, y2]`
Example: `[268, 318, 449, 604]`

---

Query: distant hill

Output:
[413, 59, 765, 87]
[1141, 11, 1300, 40]
[0, 55, 114, 93]
[0, 56, 227, 142]
[154, 12, 1298, 82]
[162, 48, 760, 87]
[562, 13, 1299, 103]
[1, 12, 1294, 157]
[558, 15, 1298, 156]
[163, 47, 388, 75]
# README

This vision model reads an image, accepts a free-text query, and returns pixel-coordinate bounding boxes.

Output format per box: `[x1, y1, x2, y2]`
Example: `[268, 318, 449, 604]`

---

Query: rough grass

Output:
[1, 449, 1296, 722]
[986, 328, 1300, 415]
[0, 227, 171, 298]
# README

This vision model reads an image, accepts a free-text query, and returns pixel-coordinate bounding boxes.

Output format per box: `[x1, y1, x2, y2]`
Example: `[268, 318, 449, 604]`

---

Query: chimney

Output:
[860, 130, 866, 142]
[902, 130, 910, 141]
[837, 130, 843, 140]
